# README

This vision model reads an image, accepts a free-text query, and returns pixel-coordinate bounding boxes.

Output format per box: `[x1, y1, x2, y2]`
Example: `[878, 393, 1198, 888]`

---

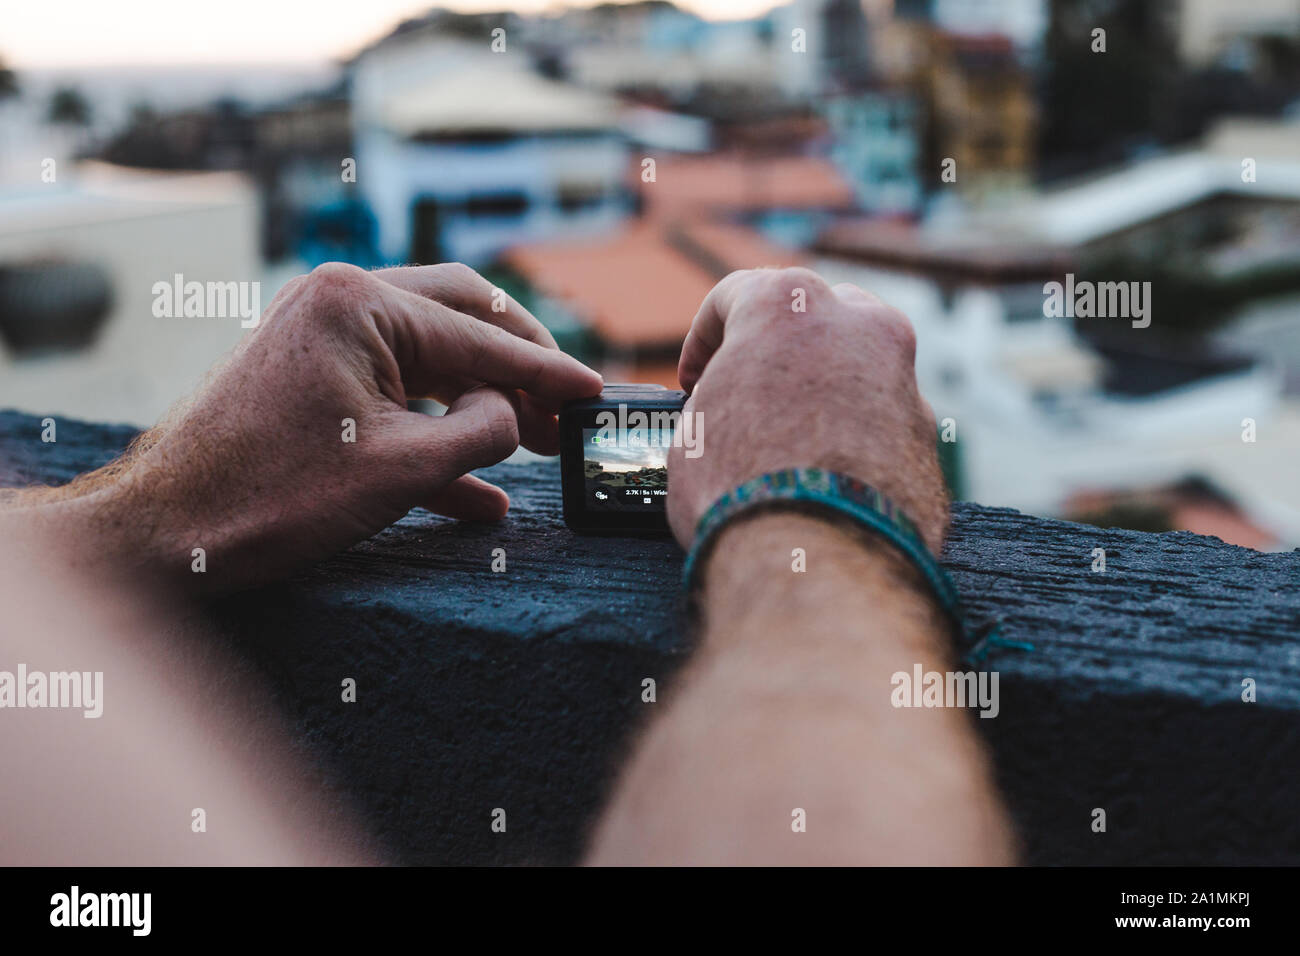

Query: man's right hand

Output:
[667, 267, 947, 555]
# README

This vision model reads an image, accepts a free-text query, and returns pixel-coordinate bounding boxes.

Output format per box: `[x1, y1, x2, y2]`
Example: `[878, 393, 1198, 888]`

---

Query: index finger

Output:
[372, 263, 559, 350]
[679, 268, 869, 393]
[380, 280, 603, 407]
[677, 269, 761, 394]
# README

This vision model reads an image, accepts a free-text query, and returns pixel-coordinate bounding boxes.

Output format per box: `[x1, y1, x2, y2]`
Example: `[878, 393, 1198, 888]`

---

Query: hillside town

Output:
[3, 0, 1300, 545]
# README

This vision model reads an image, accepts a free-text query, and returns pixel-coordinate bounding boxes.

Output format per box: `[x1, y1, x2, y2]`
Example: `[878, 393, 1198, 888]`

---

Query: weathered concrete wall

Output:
[3, 409, 1298, 864]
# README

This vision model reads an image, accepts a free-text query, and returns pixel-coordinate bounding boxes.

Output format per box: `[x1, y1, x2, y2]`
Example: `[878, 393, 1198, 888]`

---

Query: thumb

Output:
[378, 386, 521, 503]
[420, 473, 510, 522]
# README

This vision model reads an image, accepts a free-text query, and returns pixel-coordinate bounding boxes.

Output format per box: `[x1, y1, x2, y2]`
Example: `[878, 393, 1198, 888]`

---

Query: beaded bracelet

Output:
[681, 469, 1027, 663]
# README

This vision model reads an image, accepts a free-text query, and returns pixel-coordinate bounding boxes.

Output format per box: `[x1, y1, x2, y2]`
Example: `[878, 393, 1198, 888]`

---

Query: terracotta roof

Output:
[504, 219, 804, 349]
[1064, 480, 1278, 552]
[669, 219, 804, 275]
[618, 358, 683, 390]
[1172, 502, 1277, 552]
[636, 154, 857, 219]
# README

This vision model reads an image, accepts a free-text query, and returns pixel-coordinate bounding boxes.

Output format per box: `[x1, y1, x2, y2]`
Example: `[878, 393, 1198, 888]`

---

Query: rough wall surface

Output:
[3, 409, 1298, 864]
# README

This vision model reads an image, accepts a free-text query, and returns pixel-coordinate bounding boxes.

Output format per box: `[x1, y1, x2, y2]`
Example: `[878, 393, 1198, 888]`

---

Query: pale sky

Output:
[5, 0, 784, 68]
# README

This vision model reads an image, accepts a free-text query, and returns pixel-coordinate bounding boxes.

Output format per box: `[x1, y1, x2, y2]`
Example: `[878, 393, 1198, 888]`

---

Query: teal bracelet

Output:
[681, 469, 1028, 663]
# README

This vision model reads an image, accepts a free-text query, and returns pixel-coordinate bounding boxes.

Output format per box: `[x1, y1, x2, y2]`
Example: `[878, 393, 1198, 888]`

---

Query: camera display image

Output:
[582, 427, 670, 511]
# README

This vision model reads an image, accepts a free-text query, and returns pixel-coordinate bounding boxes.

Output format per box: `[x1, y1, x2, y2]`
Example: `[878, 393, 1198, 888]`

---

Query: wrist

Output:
[696, 511, 952, 655]
[2, 473, 190, 593]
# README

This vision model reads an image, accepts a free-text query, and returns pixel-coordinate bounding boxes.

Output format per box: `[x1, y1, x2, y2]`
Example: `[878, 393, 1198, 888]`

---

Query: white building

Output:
[0, 162, 261, 426]
[562, 14, 779, 99]
[350, 38, 630, 267]
[822, 92, 923, 215]
[1177, 0, 1300, 67]
[928, 0, 1048, 56]
[815, 139, 1300, 544]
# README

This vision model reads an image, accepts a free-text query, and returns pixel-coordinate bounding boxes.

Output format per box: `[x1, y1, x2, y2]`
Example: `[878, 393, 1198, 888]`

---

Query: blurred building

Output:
[504, 143, 859, 386]
[816, 125, 1300, 544]
[350, 36, 629, 267]
[928, 32, 1037, 195]
[770, 0, 874, 95]
[504, 218, 803, 387]
[816, 216, 1288, 533]
[0, 162, 259, 426]
[342, 5, 872, 388]
[620, 105, 712, 154]
[1178, 0, 1300, 67]
[871, 12, 1038, 201]
[1064, 477, 1281, 551]
[917, 0, 1047, 57]
[822, 92, 923, 215]
[253, 88, 355, 264]
[633, 152, 857, 247]
[551, 2, 780, 100]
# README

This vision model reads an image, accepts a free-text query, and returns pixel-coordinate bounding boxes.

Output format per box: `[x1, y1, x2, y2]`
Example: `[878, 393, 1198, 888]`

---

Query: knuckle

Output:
[779, 266, 830, 292]
[461, 319, 497, 369]
[832, 281, 872, 303]
[883, 307, 918, 357]
[482, 398, 520, 455]
[746, 267, 831, 316]
[278, 274, 310, 300]
[439, 261, 480, 287]
[264, 274, 310, 323]
[309, 260, 367, 285]
[522, 344, 548, 391]
[303, 261, 370, 321]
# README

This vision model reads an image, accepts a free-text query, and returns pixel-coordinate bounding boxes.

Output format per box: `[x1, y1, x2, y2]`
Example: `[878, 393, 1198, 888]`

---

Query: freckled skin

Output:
[0, 260, 605, 863]
[1, 264, 1014, 866]
[588, 268, 1017, 866]
[2, 261, 603, 594]
[666, 268, 947, 555]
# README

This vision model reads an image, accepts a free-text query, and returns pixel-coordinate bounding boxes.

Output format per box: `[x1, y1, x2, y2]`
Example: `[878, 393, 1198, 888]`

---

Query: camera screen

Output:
[582, 427, 670, 512]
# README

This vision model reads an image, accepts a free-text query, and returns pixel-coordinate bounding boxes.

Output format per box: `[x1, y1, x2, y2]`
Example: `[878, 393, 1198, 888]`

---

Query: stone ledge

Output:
[3, 409, 1298, 864]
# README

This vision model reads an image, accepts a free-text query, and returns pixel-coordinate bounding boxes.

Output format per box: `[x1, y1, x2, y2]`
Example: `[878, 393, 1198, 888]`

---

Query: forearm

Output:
[0, 436, 224, 595]
[2, 418, 329, 595]
[0, 506, 377, 864]
[586, 512, 1017, 865]
[0, 477, 159, 590]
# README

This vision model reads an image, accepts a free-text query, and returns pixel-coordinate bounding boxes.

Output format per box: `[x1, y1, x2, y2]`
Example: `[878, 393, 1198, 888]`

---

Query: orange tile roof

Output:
[619, 358, 683, 390]
[1170, 502, 1276, 552]
[636, 154, 857, 219]
[1064, 484, 1277, 552]
[671, 219, 805, 275]
[504, 219, 804, 349]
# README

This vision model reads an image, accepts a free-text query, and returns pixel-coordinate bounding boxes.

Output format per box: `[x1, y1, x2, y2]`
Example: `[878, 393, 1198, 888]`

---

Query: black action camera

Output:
[560, 384, 687, 534]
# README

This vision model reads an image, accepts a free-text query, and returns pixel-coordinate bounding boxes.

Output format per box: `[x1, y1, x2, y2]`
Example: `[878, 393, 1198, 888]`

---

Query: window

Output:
[557, 182, 605, 215]
[1002, 283, 1047, 324]
[464, 193, 529, 218]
